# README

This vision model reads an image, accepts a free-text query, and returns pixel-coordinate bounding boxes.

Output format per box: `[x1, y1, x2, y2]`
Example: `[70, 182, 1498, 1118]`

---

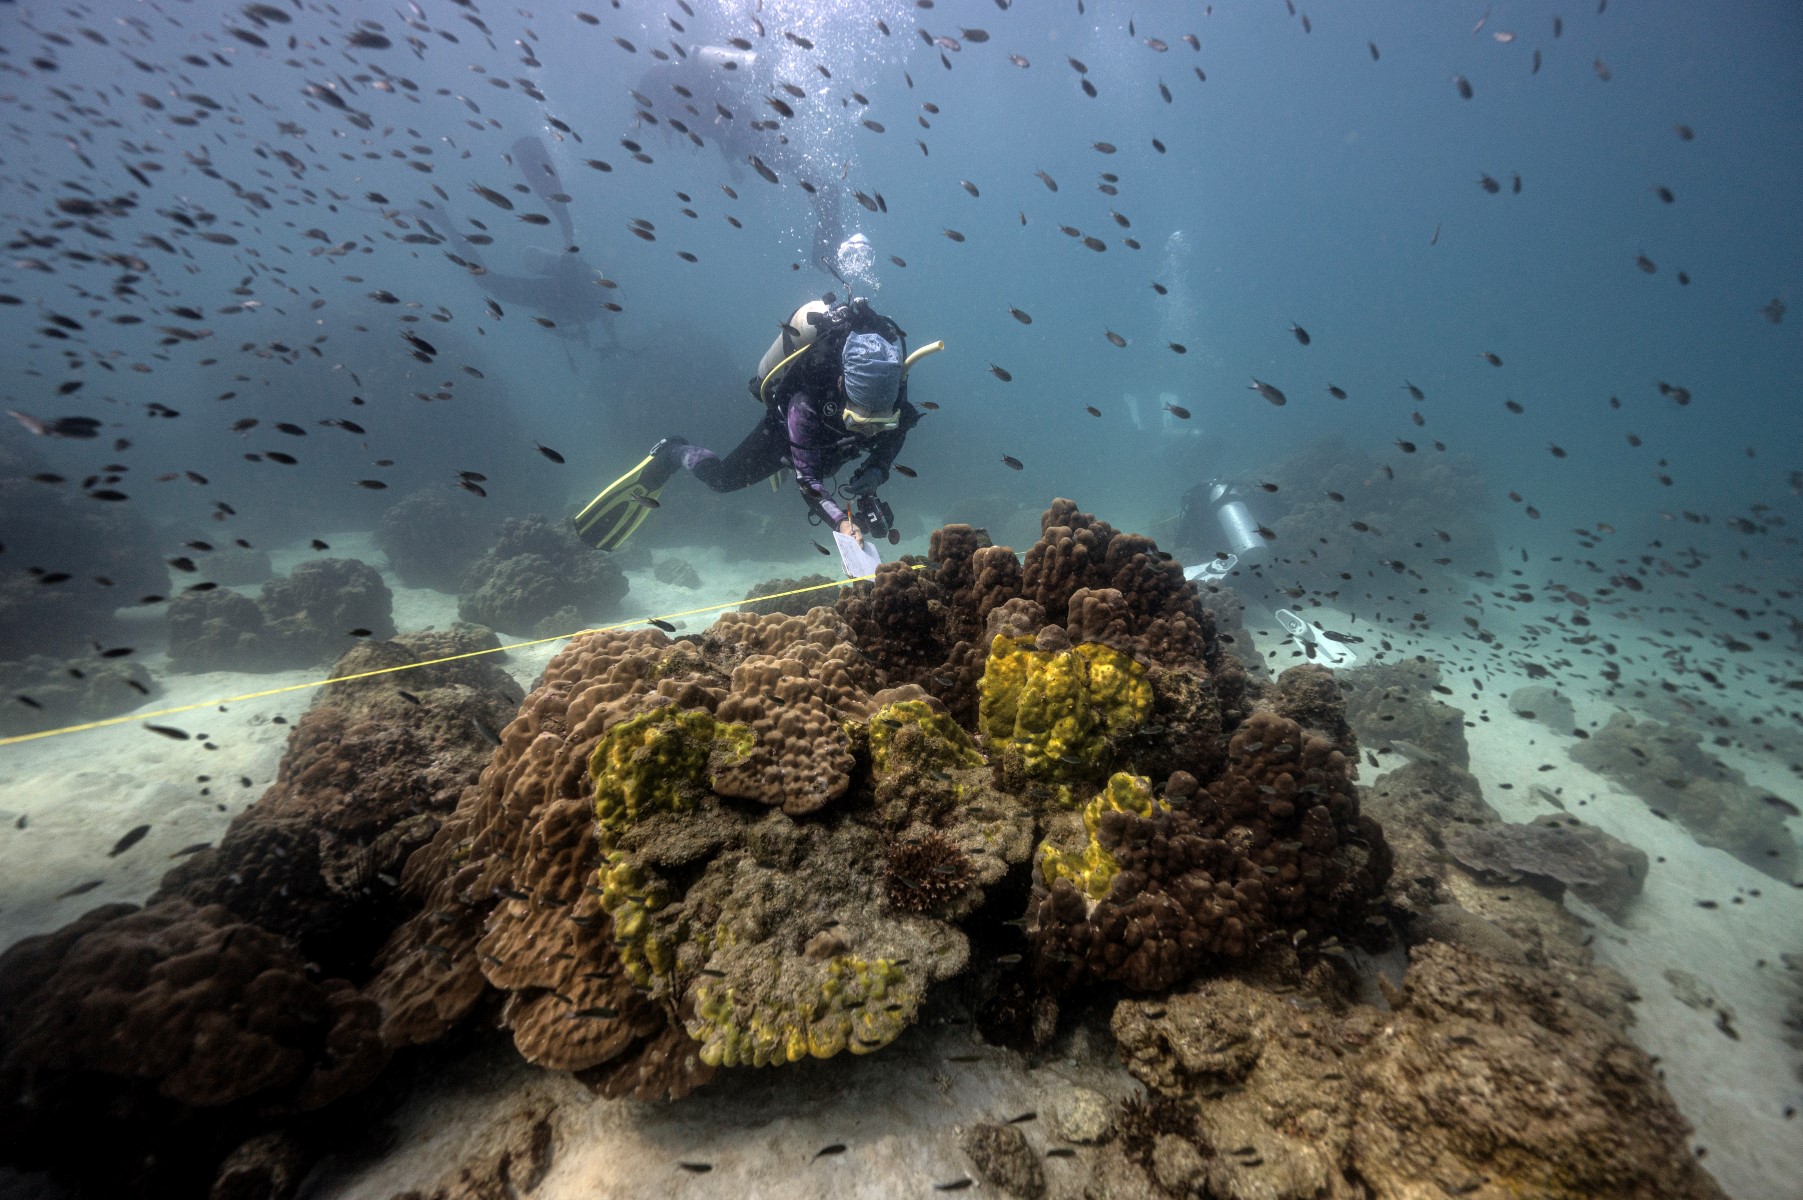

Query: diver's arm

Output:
[786, 397, 848, 525]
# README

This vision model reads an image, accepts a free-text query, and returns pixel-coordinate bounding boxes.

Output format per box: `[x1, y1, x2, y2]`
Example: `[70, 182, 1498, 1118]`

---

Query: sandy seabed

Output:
[1, 531, 1798, 1200]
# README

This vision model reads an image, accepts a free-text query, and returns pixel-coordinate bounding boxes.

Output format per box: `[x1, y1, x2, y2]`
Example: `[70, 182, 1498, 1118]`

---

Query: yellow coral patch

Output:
[979, 636, 1152, 794]
[686, 956, 914, 1068]
[1037, 773, 1166, 902]
[868, 698, 984, 776]
[587, 709, 752, 986]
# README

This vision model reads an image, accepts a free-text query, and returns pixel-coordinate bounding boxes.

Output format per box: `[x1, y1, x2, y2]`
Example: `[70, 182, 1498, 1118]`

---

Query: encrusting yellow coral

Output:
[979, 635, 1152, 802]
[1037, 773, 1168, 903]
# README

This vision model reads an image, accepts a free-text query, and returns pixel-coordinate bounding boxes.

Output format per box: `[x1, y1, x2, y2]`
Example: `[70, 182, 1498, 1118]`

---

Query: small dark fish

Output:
[1035, 169, 1058, 192]
[892, 465, 918, 478]
[814, 1144, 847, 1159]
[144, 724, 190, 740]
[310, 539, 330, 550]
[396, 690, 422, 705]
[648, 618, 676, 633]
[677, 1162, 713, 1174]
[1762, 795, 1800, 817]
[170, 842, 211, 858]
[1046, 1147, 1077, 1158]
[1164, 402, 1191, 420]
[1249, 378, 1287, 406]
[537, 444, 565, 464]
[1000, 454, 1024, 470]
[108, 825, 151, 856]
[813, 540, 832, 555]
[1290, 323, 1310, 346]
[1327, 385, 1347, 399]
[1168, 342, 1187, 354]
[1396, 439, 1417, 453]
[989, 364, 1012, 381]
[1007, 1111, 1037, 1124]
[942, 229, 966, 243]
[56, 879, 105, 900]
[355, 480, 388, 490]
[1151, 281, 1168, 295]
[470, 717, 503, 746]
[1404, 380, 1425, 401]
[1675, 123, 1695, 140]
[347, 628, 373, 638]
[1453, 74, 1473, 100]
[1105, 330, 1127, 347]
[460, 480, 488, 498]
[1481, 351, 1503, 366]
[630, 493, 660, 509]
[470, 184, 514, 210]
[1479, 174, 1501, 194]
[1085, 405, 1102, 417]
[935, 1180, 973, 1192]
[1636, 253, 1657, 274]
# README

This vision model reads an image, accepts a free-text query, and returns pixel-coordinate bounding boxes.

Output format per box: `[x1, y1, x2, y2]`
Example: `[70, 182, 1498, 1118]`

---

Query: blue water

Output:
[5, 0, 1799, 562]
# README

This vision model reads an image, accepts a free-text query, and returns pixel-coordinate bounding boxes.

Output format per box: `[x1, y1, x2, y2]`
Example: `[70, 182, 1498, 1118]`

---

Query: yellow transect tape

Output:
[0, 564, 920, 749]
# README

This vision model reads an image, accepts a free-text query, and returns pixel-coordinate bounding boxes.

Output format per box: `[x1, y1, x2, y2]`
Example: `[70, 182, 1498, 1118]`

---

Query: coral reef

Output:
[1444, 813, 1648, 921]
[1029, 706, 1390, 993]
[1099, 941, 1725, 1200]
[883, 830, 974, 914]
[368, 609, 1033, 1087]
[376, 488, 497, 592]
[960, 1120, 1045, 1199]
[156, 626, 522, 974]
[0, 651, 156, 738]
[1509, 682, 1578, 735]
[1571, 711, 1799, 879]
[260, 557, 396, 650]
[1339, 655, 1470, 769]
[0, 899, 386, 1195]
[371, 501, 1322, 1095]
[166, 558, 396, 674]
[457, 515, 629, 636]
[735, 571, 839, 617]
[652, 555, 702, 590]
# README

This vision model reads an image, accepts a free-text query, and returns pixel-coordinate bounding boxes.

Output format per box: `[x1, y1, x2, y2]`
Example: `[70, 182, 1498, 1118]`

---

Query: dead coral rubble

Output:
[1100, 941, 1725, 1200]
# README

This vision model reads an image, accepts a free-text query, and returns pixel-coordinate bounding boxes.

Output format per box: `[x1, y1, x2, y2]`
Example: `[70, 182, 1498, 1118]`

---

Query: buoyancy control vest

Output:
[749, 296, 907, 408]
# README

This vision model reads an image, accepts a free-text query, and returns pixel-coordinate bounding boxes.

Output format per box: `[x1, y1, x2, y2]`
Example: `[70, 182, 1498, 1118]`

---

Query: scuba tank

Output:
[1206, 479, 1264, 556]
[750, 296, 910, 406]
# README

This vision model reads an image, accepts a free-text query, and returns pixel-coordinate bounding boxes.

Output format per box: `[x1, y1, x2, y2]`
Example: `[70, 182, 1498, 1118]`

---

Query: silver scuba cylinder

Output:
[1208, 480, 1263, 557]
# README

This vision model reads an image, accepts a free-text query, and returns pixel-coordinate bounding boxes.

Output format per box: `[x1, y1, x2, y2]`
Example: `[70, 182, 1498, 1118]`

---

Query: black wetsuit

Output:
[675, 383, 919, 526]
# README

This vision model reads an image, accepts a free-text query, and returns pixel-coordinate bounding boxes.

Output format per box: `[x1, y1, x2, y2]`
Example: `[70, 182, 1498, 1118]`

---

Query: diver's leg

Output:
[677, 411, 788, 494]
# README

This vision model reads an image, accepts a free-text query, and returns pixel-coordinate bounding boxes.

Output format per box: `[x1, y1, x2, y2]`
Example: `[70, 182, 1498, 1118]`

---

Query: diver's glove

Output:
[852, 493, 898, 544]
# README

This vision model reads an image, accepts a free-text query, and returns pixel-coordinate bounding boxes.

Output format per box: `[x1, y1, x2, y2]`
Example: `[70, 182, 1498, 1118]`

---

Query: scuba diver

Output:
[575, 296, 941, 555]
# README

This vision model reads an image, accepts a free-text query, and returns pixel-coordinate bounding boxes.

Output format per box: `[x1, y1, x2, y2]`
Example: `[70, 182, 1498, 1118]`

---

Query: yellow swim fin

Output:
[572, 453, 664, 552]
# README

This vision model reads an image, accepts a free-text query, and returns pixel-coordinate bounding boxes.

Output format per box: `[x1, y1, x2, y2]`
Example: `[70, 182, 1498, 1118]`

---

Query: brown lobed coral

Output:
[155, 626, 523, 974]
[167, 558, 397, 674]
[0, 899, 386, 1193]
